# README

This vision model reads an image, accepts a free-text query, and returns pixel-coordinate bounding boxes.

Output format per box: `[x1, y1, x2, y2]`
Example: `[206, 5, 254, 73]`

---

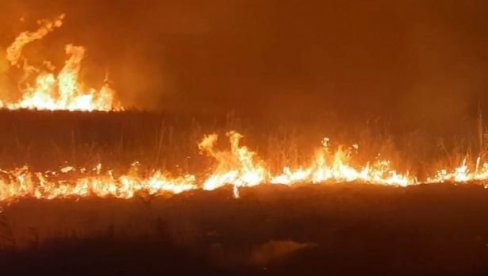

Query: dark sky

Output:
[1, 0, 488, 132]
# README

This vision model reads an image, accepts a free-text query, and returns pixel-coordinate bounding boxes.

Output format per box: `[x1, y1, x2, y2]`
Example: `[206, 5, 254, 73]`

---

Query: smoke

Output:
[0, 47, 13, 101]
[0, 0, 487, 132]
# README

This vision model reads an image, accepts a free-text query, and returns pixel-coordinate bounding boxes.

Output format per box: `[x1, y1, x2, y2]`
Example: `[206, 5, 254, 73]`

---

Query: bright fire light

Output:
[1, 130, 485, 203]
[0, 14, 121, 111]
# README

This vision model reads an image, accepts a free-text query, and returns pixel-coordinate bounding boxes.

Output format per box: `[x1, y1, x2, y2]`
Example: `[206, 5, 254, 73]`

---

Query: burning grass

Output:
[0, 110, 486, 203]
[0, 110, 486, 274]
[2, 14, 121, 111]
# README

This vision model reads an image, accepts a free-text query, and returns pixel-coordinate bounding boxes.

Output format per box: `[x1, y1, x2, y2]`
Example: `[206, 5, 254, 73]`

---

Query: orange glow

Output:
[0, 131, 421, 203]
[198, 131, 267, 194]
[1, 130, 487, 203]
[1, 14, 121, 111]
[0, 163, 197, 202]
[271, 138, 412, 187]
[428, 157, 488, 184]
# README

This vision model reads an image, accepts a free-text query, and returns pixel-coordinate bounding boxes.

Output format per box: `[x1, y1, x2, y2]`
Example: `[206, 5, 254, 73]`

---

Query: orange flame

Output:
[199, 131, 267, 191]
[428, 157, 488, 183]
[0, 164, 197, 202]
[1, 131, 488, 203]
[0, 131, 419, 203]
[6, 14, 64, 67]
[1, 14, 121, 111]
[270, 138, 412, 187]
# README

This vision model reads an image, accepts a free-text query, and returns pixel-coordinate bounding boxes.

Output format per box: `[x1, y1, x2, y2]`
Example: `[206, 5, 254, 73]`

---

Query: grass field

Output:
[0, 110, 486, 275]
[0, 109, 478, 175]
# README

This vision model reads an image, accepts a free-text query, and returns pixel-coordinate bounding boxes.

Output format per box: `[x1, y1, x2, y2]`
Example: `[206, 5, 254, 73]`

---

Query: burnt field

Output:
[1, 184, 488, 275]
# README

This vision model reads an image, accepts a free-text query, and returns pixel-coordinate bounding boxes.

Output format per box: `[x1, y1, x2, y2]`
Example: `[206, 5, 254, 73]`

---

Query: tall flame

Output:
[6, 14, 65, 67]
[199, 131, 267, 191]
[1, 14, 121, 111]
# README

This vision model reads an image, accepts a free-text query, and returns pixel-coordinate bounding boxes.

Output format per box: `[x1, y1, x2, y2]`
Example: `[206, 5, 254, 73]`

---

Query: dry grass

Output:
[0, 110, 486, 274]
[0, 109, 480, 176]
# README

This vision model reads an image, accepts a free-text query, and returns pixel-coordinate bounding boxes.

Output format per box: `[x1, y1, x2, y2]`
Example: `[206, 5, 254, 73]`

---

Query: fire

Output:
[198, 131, 267, 193]
[271, 139, 412, 187]
[1, 14, 121, 111]
[428, 157, 488, 183]
[0, 131, 419, 203]
[0, 130, 488, 203]
[0, 164, 197, 202]
[0, 17, 484, 207]
[6, 15, 64, 66]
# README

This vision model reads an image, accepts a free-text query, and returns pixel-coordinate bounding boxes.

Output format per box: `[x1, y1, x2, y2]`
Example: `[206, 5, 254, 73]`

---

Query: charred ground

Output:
[1, 184, 488, 275]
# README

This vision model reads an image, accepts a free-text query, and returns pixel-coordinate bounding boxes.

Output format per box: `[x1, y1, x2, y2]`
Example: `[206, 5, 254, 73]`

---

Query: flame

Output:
[0, 164, 197, 202]
[0, 131, 418, 203]
[0, 17, 484, 204]
[198, 131, 267, 193]
[6, 14, 65, 67]
[270, 139, 412, 187]
[0, 131, 486, 203]
[1, 14, 121, 111]
[428, 157, 488, 183]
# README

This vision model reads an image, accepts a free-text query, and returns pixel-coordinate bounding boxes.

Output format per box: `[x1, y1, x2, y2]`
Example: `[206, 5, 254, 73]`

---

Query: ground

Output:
[0, 183, 487, 275]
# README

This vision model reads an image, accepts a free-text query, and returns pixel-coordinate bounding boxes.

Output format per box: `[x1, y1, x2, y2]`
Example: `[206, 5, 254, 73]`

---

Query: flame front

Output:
[271, 140, 412, 187]
[0, 130, 487, 203]
[1, 14, 121, 111]
[198, 131, 267, 192]
[0, 131, 419, 203]
[428, 157, 488, 184]
[0, 165, 197, 202]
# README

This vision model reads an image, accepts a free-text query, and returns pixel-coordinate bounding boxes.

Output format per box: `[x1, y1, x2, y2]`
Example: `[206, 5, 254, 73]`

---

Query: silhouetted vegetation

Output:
[1, 184, 488, 275]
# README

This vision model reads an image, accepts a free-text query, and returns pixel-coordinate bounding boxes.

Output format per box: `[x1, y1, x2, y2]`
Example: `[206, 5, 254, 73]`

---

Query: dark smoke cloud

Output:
[0, 0, 487, 134]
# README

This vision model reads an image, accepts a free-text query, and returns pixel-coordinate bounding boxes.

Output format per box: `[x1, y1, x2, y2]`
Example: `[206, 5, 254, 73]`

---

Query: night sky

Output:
[1, 0, 487, 133]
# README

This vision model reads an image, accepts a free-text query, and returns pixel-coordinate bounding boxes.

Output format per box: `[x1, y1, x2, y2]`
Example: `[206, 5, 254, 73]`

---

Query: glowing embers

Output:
[1, 14, 121, 111]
